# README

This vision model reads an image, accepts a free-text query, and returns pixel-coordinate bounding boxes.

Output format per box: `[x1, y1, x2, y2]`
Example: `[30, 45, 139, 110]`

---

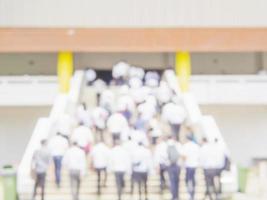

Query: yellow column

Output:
[57, 52, 74, 93]
[175, 52, 191, 92]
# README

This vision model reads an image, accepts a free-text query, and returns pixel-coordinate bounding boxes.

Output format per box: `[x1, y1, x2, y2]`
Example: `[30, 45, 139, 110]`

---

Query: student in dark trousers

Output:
[131, 142, 152, 200]
[31, 140, 51, 200]
[48, 132, 69, 188]
[110, 140, 130, 200]
[167, 136, 181, 200]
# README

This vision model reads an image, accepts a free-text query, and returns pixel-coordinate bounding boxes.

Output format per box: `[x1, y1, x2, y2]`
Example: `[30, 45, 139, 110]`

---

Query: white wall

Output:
[0, 106, 50, 166]
[0, 52, 263, 75]
[201, 105, 267, 166]
[0, 0, 267, 27]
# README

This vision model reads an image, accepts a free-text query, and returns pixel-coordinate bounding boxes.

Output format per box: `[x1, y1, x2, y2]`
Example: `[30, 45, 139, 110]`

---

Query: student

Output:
[71, 122, 94, 154]
[63, 142, 87, 200]
[161, 101, 186, 141]
[154, 137, 168, 193]
[109, 140, 131, 200]
[90, 141, 110, 195]
[48, 132, 69, 188]
[181, 135, 200, 200]
[107, 112, 128, 144]
[199, 138, 219, 200]
[166, 136, 181, 200]
[31, 140, 51, 200]
[131, 142, 153, 200]
[92, 106, 109, 142]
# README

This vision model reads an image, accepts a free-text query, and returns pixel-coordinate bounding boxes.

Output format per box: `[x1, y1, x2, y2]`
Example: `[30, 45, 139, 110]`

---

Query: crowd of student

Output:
[31, 62, 229, 200]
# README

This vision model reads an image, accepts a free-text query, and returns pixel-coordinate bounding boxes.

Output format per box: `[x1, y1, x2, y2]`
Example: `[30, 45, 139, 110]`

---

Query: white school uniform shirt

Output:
[117, 94, 136, 113]
[132, 145, 153, 173]
[112, 62, 130, 79]
[129, 67, 145, 80]
[199, 142, 225, 169]
[56, 114, 77, 136]
[154, 141, 168, 166]
[92, 107, 109, 129]
[130, 129, 149, 147]
[76, 106, 93, 128]
[72, 125, 94, 148]
[91, 143, 110, 169]
[137, 102, 156, 121]
[63, 146, 87, 175]
[157, 81, 173, 104]
[181, 141, 200, 168]
[100, 89, 115, 110]
[93, 79, 107, 94]
[149, 118, 162, 137]
[48, 135, 69, 157]
[109, 145, 131, 173]
[107, 113, 128, 134]
[123, 140, 138, 162]
[85, 69, 96, 82]
[161, 102, 186, 124]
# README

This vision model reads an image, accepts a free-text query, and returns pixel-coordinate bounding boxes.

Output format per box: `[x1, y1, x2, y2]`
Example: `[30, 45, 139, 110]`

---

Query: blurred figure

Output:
[149, 118, 162, 145]
[99, 89, 115, 114]
[71, 122, 94, 155]
[145, 71, 160, 87]
[31, 140, 51, 200]
[199, 138, 220, 200]
[91, 140, 110, 195]
[76, 103, 93, 128]
[48, 132, 69, 188]
[131, 142, 153, 200]
[107, 112, 128, 144]
[166, 136, 181, 200]
[213, 138, 227, 195]
[93, 78, 107, 105]
[161, 101, 186, 141]
[181, 135, 200, 200]
[85, 68, 97, 85]
[156, 81, 173, 107]
[92, 106, 109, 142]
[154, 137, 168, 193]
[112, 61, 130, 85]
[123, 135, 138, 194]
[109, 140, 131, 200]
[63, 142, 87, 200]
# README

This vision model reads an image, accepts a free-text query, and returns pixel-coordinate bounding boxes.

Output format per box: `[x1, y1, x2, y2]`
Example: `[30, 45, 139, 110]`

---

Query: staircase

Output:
[20, 168, 206, 200]
[17, 69, 238, 200]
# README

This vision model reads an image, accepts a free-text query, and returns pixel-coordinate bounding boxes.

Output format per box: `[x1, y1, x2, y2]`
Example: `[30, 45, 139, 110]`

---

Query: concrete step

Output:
[20, 192, 206, 200]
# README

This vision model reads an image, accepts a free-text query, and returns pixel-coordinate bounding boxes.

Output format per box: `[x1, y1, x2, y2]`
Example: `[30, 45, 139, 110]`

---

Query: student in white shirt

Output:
[109, 140, 131, 200]
[85, 68, 96, 85]
[107, 112, 129, 144]
[99, 89, 115, 114]
[48, 132, 69, 187]
[76, 103, 93, 128]
[166, 136, 182, 200]
[131, 142, 153, 200]
[71, 122, 94, 154]
[149, 117, 162, 145]
[112, 61, 130, 85]
[199, 138, 223, 200]
[92, 106, 109, 142]
[161, 101, 186, 141]
[181, 135, 200, 200]
[90, 141, 110, 195]
[154, 136, 168, 193]
[63, 142, 87, 200]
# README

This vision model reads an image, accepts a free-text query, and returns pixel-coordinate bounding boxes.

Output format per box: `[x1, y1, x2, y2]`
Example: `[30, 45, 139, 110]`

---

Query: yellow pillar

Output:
[175, 52, 191, 92]
[57, 52, 73, 93]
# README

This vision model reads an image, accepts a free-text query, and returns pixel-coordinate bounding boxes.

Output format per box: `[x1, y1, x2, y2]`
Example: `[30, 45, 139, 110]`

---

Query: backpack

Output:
[167, 145, 179, 164]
